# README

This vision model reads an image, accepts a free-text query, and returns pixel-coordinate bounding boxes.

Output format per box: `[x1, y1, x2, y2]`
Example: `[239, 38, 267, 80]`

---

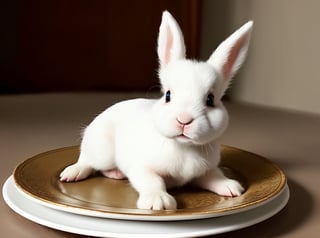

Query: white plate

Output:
[3, 176, 290, 238]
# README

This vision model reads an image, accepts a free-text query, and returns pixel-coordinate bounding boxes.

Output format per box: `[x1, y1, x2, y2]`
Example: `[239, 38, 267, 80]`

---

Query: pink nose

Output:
[176, 114, 194, 126]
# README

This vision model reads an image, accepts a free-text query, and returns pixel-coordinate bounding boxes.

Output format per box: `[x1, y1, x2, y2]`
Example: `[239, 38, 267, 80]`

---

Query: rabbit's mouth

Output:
[178, 134, 190, 139]
[175, 132, 215, 145]
[176, 134, 193, 143]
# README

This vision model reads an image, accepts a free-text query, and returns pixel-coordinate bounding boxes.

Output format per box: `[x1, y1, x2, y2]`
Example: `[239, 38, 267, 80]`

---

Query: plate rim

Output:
[3, 175, 290, 238]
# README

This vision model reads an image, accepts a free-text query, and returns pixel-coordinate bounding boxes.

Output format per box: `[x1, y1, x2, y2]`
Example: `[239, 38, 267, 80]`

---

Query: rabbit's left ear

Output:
[157, 11, 186, 69]
[208, 21, 253, 92]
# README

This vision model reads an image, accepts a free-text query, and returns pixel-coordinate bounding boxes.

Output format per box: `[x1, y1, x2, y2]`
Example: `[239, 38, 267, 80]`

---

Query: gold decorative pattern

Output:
[13, 145, 286, 220]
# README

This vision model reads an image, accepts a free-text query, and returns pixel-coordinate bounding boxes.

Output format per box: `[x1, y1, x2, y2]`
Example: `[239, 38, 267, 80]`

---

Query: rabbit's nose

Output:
[176, 114, 194, 126]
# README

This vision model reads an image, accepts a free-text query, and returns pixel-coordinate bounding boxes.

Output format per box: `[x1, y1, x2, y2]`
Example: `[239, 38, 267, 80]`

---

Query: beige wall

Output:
[201, 0, 320, 114]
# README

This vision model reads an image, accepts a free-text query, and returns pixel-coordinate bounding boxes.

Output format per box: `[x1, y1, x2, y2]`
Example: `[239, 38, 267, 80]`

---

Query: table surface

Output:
[1, 92, 319, 238]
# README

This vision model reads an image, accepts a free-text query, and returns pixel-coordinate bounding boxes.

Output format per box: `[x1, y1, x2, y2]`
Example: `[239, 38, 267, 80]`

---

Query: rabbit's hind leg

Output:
[101, 168, 127, 180]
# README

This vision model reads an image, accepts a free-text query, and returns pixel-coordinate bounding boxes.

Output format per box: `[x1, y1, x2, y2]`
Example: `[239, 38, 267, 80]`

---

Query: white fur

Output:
[60, 11, 253, 210]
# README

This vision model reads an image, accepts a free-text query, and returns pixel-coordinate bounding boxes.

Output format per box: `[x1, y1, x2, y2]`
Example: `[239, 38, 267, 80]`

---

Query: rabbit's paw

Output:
[137, 191, 177, 210]
[60, 164, 92, 182]
[212, 178, 245, 197]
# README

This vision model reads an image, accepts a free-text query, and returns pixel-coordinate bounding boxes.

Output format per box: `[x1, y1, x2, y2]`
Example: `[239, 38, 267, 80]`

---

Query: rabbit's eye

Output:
[206, 93, 215, 107]
[165, 90, 171, 103]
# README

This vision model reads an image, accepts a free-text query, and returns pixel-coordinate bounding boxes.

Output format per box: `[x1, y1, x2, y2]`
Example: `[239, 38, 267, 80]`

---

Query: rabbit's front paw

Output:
[60, 164, 92, 182]
[212, 178, 245, 197]
[137, 191, 177, 210]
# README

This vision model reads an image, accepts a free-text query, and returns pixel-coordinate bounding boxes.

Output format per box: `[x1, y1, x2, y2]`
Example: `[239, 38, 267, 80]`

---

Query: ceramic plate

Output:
[13, 146, 286, 221]
[3, 176, 290, 238]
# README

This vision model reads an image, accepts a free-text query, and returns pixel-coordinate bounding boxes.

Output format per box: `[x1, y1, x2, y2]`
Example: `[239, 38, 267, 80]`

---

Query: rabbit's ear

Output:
[157, 11, 186, 68]
[208, 21, 253, 90]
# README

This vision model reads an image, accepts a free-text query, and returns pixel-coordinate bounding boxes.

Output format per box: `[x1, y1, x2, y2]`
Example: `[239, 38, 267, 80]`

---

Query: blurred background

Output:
[1, 0, 319, 114]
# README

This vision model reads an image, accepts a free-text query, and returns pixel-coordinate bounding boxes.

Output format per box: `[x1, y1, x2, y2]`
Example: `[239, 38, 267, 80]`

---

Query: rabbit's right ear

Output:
[157, 11, 186, 69]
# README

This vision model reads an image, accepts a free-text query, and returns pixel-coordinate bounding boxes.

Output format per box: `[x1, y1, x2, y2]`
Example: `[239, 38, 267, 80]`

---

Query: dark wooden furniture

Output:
[1, 0, 200, 93]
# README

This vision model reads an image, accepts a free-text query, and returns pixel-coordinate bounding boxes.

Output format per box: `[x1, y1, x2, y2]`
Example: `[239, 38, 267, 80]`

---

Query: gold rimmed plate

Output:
[13, 145, 286, 221]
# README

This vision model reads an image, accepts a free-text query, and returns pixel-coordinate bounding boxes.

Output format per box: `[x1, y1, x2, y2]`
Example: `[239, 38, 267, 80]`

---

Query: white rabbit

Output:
[60, 11, 253, 210]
